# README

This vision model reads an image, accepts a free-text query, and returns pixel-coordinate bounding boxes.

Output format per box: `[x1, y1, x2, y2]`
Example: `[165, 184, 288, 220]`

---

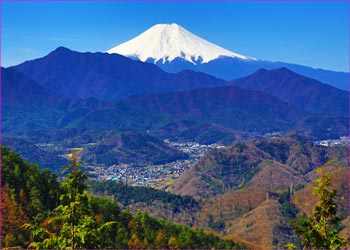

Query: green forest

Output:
[1, 146, 242, 249]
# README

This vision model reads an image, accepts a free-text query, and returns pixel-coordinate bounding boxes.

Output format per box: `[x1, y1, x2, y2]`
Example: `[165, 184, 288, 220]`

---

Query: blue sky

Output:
[2, 1, 349, 72]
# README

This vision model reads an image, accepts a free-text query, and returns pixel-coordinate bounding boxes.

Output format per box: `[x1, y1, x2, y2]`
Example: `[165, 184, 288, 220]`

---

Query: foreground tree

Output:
[25, 152, 99, 249]
[293, 163, 347, 249]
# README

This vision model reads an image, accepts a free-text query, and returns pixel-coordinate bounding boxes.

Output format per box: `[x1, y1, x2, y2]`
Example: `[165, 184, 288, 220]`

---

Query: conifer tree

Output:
[293, 163, 347, 249]
[25, 152, 98, 249]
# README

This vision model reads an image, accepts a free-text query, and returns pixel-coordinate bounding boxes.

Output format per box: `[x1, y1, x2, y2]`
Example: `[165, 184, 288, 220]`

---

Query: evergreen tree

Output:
[293, 163, 347, 249]
[25, 152, 99, 249]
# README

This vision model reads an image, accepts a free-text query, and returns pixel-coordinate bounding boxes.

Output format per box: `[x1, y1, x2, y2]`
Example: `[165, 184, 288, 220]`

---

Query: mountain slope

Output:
[1, 67, 69, 132]
[107, 23, 349, 90]
[12, 129, 188, 170]
[80, 130, 188, 166]
[12, 47, 227, 102]
[1, 136, 69, 173]
[169, 133, 348, 199]
[226, 199, 286, 248]
[231, 67, 349, 117]
[1, 67, 139, 134]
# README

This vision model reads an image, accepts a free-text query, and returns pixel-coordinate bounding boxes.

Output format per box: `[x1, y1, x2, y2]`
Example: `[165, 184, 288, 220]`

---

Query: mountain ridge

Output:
[12, 47, 228, 102]
[231, 67, 349, 117]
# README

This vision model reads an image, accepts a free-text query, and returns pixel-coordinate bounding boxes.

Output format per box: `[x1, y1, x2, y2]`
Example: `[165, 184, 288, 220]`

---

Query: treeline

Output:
[1, 146, 242, 249]
[90, 180, 199, 209]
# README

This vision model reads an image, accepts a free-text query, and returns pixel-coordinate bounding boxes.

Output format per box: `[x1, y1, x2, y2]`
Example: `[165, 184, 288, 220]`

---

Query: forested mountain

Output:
[1, 136, 69, 172]
[3, 129, 188, 173]
[231, 67, 349, 117]
[170, 133, 348, 199]
[12, 47, 227, 102]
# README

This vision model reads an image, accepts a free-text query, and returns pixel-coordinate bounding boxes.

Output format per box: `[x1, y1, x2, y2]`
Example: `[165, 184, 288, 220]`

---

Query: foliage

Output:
[293, 163, 347, 249]
[2, 136, 69, 173]
[2, 147, 240, 249]
[90, 180, 199, 209]
[1, 146, 60, 247]
[278, 191, 299, 221]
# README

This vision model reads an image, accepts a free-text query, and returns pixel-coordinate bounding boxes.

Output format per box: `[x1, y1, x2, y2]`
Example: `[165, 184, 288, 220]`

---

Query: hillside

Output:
[169, 133, 348, 199]
[1, 136, 69, 173]
[8, 129, 188, 172]
[226, 199, 288, 248]
[80, 130, 188, 166]
[293, 166, 349, 219]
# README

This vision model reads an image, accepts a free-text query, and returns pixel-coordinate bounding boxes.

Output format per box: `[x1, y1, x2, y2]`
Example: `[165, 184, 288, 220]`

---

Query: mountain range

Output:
[12, 47, 227, 102]
[107, 23, 349, 90]
[3, 64, 348, 143]
[4, 42, 349, 140]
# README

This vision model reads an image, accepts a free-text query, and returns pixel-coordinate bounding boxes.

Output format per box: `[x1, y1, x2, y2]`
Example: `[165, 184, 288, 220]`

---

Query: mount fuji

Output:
[107, 23, 349, 90]
[107, 23, 256, 64]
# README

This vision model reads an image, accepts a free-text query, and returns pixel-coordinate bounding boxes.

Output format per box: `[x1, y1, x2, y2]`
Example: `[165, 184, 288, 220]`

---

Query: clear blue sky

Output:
[2, 1, 349, 72]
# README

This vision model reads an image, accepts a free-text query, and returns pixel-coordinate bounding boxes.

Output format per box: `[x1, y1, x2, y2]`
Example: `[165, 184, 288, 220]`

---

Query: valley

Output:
[84, 140, 223, 189]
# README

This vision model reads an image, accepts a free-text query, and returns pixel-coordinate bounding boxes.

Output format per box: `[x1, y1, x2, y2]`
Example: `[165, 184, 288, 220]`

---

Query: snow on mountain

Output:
[107, 23, 256, 65]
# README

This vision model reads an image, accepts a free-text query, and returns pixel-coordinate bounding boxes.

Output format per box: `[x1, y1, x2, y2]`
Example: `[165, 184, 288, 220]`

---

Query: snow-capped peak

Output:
[107, 23, 255, 64]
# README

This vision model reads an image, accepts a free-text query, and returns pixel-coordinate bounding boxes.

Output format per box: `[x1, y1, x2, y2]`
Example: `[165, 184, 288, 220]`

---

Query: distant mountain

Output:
[231, 68, 349, 117]
[107, 23, 349, 90]
[12, 47, 227, 102]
